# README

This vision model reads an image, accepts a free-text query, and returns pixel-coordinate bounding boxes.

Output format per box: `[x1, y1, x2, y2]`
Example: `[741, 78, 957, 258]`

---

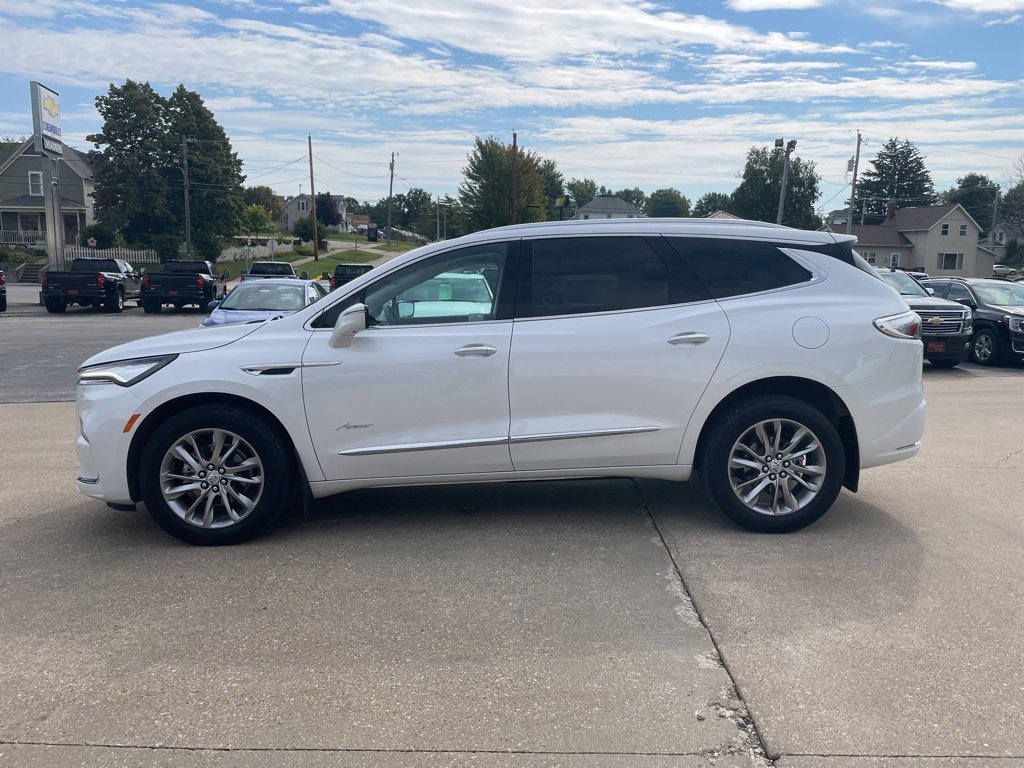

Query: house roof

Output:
[576, 194, 642, 215]
[823, 222, 912, 247]
[0, 138, 92, 180]
[704, 210, 741, 220]
[887, 203, 978, 232]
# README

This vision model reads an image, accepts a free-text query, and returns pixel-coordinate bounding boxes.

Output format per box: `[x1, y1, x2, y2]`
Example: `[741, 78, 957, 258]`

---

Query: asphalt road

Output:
[1, 289, 1022, 767]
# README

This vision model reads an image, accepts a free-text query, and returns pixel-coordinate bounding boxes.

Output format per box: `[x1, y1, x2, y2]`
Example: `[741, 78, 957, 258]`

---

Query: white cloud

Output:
[929, 0, 1024, 12]
[726, 0, 825, 10]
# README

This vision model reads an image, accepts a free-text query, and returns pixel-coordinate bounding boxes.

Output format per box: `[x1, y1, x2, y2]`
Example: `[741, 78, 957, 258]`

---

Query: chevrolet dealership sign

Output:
[31, 81, 63, 156]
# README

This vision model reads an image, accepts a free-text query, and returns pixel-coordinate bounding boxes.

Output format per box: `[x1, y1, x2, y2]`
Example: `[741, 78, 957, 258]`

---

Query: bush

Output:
[80, 223, 118, 249]
[148, 234, 182, 263]
[292, 217, 328, 250]
[192, 232, 223, 262]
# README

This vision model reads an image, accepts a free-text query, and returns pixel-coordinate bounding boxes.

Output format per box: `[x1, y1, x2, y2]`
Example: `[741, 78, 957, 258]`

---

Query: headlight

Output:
[963, 312, 973, 331]
[78, 354, 177, 386]
[874, 310, 921, 340]
[1008, 316, 1024, 333]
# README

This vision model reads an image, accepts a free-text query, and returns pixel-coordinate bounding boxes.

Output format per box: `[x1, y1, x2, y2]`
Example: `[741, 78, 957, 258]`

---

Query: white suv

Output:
[76, 219, 925, 544]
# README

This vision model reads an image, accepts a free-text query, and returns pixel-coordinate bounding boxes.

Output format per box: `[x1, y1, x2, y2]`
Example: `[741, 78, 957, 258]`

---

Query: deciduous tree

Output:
[645, 188, 690, 218]
[693, 192, 734, 218]
[731, 145, 821, 229]
[457, 136, 544, 233]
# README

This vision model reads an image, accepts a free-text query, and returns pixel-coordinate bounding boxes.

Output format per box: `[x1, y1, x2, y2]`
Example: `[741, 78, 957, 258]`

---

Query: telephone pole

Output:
[510, 132, 518, 225]
[846, 131, 862, 235]
[181, 136, 192, 257]
[386, 152, 396, 247]
[308, 134, 318, 261]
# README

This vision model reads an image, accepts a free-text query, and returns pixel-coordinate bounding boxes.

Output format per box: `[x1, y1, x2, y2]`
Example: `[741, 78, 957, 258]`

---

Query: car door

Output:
[507, 235, 729, 471]
[118, 259, 142, 297]
[301, 241, 517, 481]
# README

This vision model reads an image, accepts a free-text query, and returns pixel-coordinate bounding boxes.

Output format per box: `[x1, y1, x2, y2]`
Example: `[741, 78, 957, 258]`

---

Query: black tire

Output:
[45, 297, 67, 314]
[172, 302, 184, 311]
[139, 405, 292, 545]
[143, 299, 162, 314]
[106, 290, 124, 313]
[970, 327, 1002, 366]
[0, 296, 6, 312]
[929, 359, 959, 369]
[700, 395, 845, 533]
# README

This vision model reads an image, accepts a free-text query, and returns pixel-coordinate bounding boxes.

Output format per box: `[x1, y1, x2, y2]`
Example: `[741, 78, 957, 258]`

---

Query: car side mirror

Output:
[954, 298, 976, 309]
[329, 303, 368, 348]
[221, 270, 230, 280]
[300, 271, 309, 280]
[322, 272, 330, 280]
[139, 267, 147, 275]
[925, 287, 935, 295]
[398, 300, 415, 319]
[207, 300, 220, 311]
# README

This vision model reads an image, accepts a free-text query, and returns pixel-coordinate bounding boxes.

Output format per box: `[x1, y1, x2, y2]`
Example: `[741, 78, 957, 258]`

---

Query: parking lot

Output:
[1, 287, 1022, 767]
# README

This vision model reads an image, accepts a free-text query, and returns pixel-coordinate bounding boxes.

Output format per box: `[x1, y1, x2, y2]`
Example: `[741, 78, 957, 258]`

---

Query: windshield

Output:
[974, 283, 1024, 307]
[219, 284, 307, 311]
[249, 263, 294, 275]
[877, 270, 928, 297]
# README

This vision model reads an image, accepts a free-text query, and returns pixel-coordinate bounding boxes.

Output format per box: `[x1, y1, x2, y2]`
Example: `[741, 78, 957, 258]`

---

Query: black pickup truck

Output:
[42, 258, 142, 314]
[141, 259, 226, 313]
[329, 262, 374, 290]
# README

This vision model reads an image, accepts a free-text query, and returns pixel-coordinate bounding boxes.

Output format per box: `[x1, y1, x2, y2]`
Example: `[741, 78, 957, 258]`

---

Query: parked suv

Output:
[75, 219, 925, 545]
[920, 277, 1024, 365]
[874, 268, 972, 368]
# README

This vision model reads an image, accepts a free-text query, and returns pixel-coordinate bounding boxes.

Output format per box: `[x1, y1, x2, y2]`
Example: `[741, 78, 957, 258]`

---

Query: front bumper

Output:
[921, 333, 972, 362]
[75, 383, 143, 505]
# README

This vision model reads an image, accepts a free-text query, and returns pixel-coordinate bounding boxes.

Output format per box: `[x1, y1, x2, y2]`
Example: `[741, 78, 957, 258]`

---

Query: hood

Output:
[900, 295, 968, 311]
[80, 321, 264, 368]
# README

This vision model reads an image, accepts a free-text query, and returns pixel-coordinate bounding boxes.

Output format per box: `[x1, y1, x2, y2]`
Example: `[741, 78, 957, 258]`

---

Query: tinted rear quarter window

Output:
[666, 237, 813, 299]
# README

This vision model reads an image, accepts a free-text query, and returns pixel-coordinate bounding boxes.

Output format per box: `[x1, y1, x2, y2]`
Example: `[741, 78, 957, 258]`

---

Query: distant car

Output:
[0, 269, 6, 312]
[240, 261, 297, 281]
[992, 264, 1015, 277]
[201, 278, 327, 327]
[330, 263, 374, 291]
[921, 277, 1024, 365]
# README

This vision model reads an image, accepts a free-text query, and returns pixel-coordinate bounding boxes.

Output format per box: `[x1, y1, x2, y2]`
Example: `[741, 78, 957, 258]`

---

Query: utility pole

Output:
[181, 136, 192, 258]
[436, 195, 440, 241]
[846, 131, 862, 235]
[775, 138, 797, 225]
[308, 134, 318, 262]
[386, 152, 396, 248]
[511, 132, 518, 225]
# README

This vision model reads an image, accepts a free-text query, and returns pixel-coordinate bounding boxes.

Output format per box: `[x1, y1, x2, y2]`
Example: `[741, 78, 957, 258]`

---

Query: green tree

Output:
[87, 80, 177, 246]
[565, 178, 598, 217]
[457, 136, 545, 233]
[316, 192, 341, 227]
[293, 216, 327, 249]
[731, 145, 821, 229]
[615, 187, 648, 210]
[244, 186, 283, 222]
[856, 138, 935, 221]
[240, 204, 273, 237]
[393, 187, 435, 235]
[693, 192, 733, 217]
[79, 223, 118, 249]
[940, 173, 999, 235]
[538, 159, 565, 220]
[645, 188, 690, 218]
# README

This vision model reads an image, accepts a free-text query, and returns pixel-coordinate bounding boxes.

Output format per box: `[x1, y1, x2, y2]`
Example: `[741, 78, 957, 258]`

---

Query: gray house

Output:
[0, 139, 94, 248]
[278, 193, 348, 233]
[573, 194, 642, 220]
[824, 203, 993, 277]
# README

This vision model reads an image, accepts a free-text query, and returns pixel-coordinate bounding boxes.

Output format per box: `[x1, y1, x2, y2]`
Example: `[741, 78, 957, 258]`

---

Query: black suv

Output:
[875, 268, 972, 368]
[920, 277, 1024, 365]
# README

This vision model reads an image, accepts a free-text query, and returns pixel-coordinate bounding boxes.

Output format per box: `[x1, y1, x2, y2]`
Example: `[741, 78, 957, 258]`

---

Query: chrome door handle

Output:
[454, 344, 498, 357]
[668, 332, 710, 346]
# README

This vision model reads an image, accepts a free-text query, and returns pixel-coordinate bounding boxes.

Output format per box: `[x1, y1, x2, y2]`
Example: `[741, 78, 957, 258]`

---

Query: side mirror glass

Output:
[398, 300, 415, 319]
[329, 303, 368, 349]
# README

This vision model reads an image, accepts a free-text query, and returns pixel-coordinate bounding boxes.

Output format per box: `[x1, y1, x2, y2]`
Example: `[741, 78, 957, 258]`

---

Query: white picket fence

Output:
[64, 246, 160, 266]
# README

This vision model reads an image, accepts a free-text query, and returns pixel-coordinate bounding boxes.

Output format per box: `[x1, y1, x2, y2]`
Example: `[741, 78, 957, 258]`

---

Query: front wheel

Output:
[971, 327, 1001, 366]
[700, 396, 846, 533]
[139, 405, 292, 545]
[106, 290, 124, 313]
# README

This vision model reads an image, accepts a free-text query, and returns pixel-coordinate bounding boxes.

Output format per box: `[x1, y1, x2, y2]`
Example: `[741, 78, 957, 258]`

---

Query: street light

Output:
[775, 138, 797, 225]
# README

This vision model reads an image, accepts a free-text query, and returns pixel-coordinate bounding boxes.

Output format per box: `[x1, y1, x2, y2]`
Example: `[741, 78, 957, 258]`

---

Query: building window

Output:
[959, 224, 967, 236]
[940, 223, 949, 235]
[995, 231, 1005, 245]
[890, 253, 900, 268]
[862, 251, 876, 264]
[18, 213, 41, 232]
[937, 253, 963, 270]
[29, 172, 43, 196]
[298, 199, 308, 212]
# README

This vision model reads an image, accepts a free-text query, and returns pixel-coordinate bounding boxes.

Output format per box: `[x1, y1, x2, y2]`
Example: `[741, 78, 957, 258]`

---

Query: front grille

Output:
[916, 310, 968, 336]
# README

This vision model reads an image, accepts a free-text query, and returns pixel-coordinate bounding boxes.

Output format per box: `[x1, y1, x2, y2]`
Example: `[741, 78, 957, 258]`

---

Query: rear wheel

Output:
[45, 297, 67, 314]
[143, 299, 162, 314]
[971, 327, 1001, 366]
[139, 405, 292, 545]
[701, 396, 845, 533]
[0, 295, 7, 312]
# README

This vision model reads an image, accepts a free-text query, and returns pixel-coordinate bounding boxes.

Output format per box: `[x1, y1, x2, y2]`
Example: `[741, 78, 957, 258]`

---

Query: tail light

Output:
[874, 310, 921, 340]
[142, 275, 150, 290]
[42, 273, 49, 289]
[196, 275, 205, 290]
[239, 275, 245, 282]
[97, 273, 106, 289]
[0, 272, 6, 287]
[330, 276, 336, 290]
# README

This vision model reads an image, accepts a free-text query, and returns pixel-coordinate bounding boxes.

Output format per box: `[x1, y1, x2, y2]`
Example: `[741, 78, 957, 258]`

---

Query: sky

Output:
[0, 0, 1022, 213]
